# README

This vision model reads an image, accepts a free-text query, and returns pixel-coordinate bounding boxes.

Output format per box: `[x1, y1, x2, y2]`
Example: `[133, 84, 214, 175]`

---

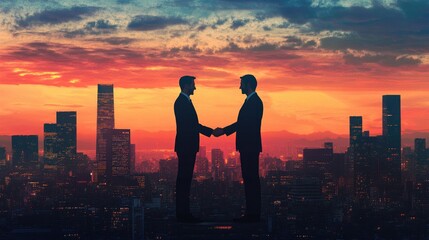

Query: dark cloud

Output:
[15, 6, 101, 29]
[284, 36, 303, 46]
[62, 19, 118, 38]
[117, 0, 133, 3]
[230, 19, 249, 30]
[2, 41, 143, 65]
[211, 18, 227, 29]
[88, 37, 137, 45]
[343, 53, 422, 67]
[247, 43, 278, 51]
[196, 24, 208, 31]
[85, 20, 117, 30]
[127, 15, 187, 31]
[303, 40, 317, 48]
[275, 0, 316, 24]
[263, 26, 272, 31]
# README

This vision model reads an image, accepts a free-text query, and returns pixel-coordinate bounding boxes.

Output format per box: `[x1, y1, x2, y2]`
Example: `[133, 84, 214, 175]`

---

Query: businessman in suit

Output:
[213, 74, 263, 223]
[174, 75, 213, 223]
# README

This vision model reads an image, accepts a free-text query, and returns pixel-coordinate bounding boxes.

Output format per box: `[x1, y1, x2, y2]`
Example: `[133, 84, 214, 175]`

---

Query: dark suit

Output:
[224, 92, 263, 217]
[174, 93, 212, 217]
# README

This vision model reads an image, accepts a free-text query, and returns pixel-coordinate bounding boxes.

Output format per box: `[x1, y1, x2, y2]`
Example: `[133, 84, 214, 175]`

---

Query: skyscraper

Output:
[57, 111, 77, 173]
[43, 123, 58, 170]
[107, 129, 131, 179]
[415, 138, 427, 182]
[130, 144, 136, 174]
[382, 95, 401, 199]
[12, 135, 38, 167]
[0, 146, 6, 167]
[96, 84, 115, 182]
[348, 116, 363, 191]
[211, 149, 224, 181]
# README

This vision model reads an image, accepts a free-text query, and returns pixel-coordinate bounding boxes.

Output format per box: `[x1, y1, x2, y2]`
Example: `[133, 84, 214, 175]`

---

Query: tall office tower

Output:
[56, 111, 77, 173]
[43, 123, 58, 170]
[96, 84, 114, 182]
[196, 156, 209, 175]
[211, 148, 225, 181]
[347, 116, 363, 191]
[12, 135, 38, 167]
[350, 116, 363, 146]
[103, 129, 131, 180]
[354, 134, 385, 201]
[0, 147, 6, 167]
[415, 138, 427, 181]
[159, 158, 178, 181]
[130, 144, 136, 174]
[415, 138, 426, 167]
[382, 95, 401, 199]
[197, 146, 206, 158]
[303, 147, 335, 200]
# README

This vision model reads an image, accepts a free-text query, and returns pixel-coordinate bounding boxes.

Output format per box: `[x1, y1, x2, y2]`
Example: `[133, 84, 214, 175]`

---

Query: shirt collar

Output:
[180, 92, 191, 101]
[246, 91, 256, 101]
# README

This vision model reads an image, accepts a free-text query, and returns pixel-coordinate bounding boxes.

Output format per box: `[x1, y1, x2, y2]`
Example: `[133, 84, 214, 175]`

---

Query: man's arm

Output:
[223, 122, 237, 136]
[199, 124, 213, 137]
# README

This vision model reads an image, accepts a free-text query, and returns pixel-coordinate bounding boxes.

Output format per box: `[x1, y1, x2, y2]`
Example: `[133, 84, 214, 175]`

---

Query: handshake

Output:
[212, 127, 225, 137]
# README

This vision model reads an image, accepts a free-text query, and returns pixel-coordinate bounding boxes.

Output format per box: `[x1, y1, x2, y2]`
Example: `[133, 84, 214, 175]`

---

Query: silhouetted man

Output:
[174, 75, 213, 223]
[213, 74, 263, 223]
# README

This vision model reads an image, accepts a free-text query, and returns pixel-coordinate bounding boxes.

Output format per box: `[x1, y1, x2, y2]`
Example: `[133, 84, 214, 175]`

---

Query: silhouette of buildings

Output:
[11, 135, 38, 167]
[56, 111, 77, 173]
[43, 123, 58, 170]
[101, 129, 131, 181]
[0, 146, 6, 167]
[130, 143, 136, 174]
[382, 95, 401, 200]
[211, 148, 225, 181]
[43, 111, 77, 173]
[96, 84, 115, 182]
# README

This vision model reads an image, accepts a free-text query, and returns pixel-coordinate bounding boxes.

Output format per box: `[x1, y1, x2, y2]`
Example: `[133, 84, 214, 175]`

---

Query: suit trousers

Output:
[240, 150, 261, 217]
[176, 152, 196, 216]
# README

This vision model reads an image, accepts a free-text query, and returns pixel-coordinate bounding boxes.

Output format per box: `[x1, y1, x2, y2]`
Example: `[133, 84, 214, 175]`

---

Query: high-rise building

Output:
[57, 111, 77, 173]
[211, 149, 224, 181]
[347, 116, 363, 191]
[415, 138, 426, 167]
[354, 135, 385, 201]
[96, 84, 115, 182]
[382, 95, 401, 199]
[12, 135, 38, 167]
[196, 156, 209, 175]
[159, 158, 178, 181]
[43, 123, 58, 170]
[0, 146, 6, 167]
[197, 146, 206, 158]
[103, 129, 131, 180]
[415, 138, 427, 182]
[303, 147, 335, 200]
[350, 116, 363, 146]
[130, 144, 136, 174]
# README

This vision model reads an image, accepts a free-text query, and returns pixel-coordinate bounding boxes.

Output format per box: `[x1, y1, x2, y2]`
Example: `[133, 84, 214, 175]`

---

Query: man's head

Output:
[179, 75, 196, 95]
[239, 74, 257, 95]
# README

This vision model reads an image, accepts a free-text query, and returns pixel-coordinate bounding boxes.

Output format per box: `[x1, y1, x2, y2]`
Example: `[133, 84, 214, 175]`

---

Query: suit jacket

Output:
[224, 92, 263, 153]
[174, 93, 213, 154]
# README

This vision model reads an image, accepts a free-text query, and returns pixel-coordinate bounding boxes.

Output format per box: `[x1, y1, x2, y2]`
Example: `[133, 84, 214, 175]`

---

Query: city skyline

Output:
[1, 1, 429, 147]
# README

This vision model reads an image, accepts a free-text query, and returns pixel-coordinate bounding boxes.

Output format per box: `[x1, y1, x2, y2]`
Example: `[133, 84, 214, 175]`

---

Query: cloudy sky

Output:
[1, 0, 429, 151]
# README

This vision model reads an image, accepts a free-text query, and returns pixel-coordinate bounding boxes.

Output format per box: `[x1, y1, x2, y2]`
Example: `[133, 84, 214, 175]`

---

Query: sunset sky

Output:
[1, 0, 429, 152]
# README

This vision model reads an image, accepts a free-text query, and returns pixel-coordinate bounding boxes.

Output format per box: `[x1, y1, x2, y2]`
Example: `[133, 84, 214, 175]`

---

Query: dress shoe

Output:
[233, 215, 260, 223]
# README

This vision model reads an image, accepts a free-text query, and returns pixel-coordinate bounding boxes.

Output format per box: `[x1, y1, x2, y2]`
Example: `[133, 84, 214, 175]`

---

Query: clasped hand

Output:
[212, 127, 224, 137]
